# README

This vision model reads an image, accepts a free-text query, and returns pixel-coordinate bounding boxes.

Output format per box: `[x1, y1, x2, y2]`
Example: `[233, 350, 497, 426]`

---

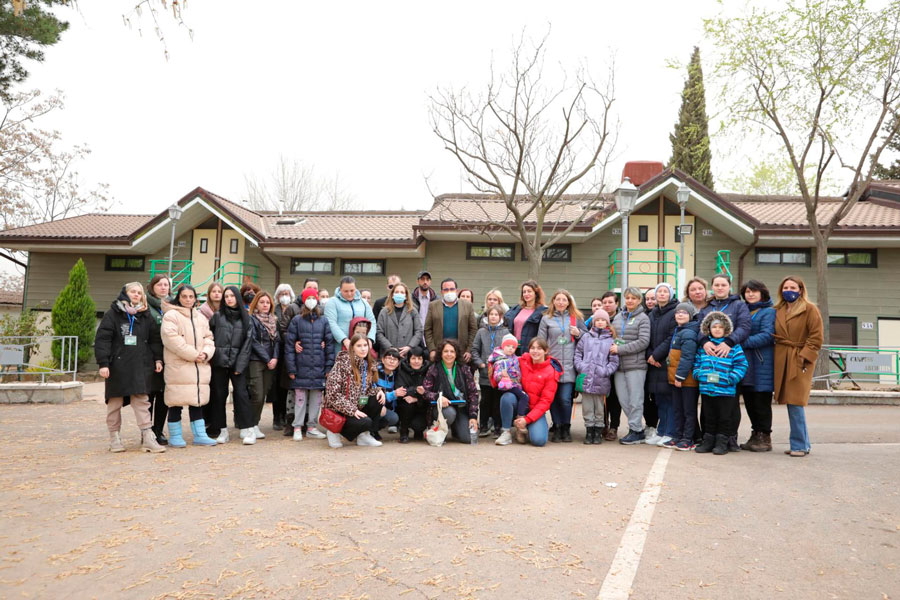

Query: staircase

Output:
[149, 260, 259, 289]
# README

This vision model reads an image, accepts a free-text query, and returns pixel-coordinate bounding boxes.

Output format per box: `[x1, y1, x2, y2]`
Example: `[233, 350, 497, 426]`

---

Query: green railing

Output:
[608, 248, 680, 291]
[716, 250, 732, 279]
[825, 346, 900, 385]
[191, 261, 260, 289]
[149, 259, 193, 288]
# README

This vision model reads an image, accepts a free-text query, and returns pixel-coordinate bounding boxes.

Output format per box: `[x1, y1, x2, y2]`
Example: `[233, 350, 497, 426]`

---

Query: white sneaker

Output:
[656, 435, 673, 447]
[326, 430, 343, 448]
[253, 425, 266, 439]
[387, 425, 398, 434]
[306, 427, 326, 439]
[216, 429, 230, 444]
[292, 429, 303, 441]
[356, 432, 383, 447]
[241, 429, 256, 445]
[495, 429, 512, 446]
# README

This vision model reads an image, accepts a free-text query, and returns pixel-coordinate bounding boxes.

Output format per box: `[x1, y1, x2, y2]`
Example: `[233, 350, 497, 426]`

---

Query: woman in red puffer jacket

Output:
[494, 337, 561, 447]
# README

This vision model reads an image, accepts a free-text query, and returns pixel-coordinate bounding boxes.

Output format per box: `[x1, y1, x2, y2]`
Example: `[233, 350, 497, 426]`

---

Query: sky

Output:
[21, 0, 751, 216]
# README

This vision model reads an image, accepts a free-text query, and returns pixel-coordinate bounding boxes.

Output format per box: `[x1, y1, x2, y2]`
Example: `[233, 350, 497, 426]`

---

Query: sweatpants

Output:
[149, 390, 167, 435]
[701, 394, 738, 436]
[168, 405, 203, 422]
[247, 361, 274, 427]
[478, 385, 501, 431]
[206, 366, 252, 434]
[741, 387, 773, 434]
[581, 392, 606, 427]
[441, 405, 473, 443]
[613, 370, 647, 433]
[106, 395, 151, 432]
[292, 389, 323, 429]
[549, 382, 575, 427]
[396, 400, 427, 436]
[672, 385, 699, 441]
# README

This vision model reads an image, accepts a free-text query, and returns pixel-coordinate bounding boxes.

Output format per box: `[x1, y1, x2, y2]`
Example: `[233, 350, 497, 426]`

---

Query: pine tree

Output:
[669, 46, 714, 188]
[0, 1, 69, 100]
[51, 258, 96, 368]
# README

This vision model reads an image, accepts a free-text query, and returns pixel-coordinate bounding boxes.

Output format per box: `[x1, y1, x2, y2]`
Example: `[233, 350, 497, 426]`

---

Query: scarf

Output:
[253, 311, 278, 339]
[222, 304, 242, 322]
[435, 361, 466, 401]
[117, 301, 140, 315]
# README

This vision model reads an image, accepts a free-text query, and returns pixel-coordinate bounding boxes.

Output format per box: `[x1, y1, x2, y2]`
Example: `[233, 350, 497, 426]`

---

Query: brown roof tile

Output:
[726, 197, 900, 228]
[421, 194, 613, 227]
[0, 214, 153, 240]
[0, 289, 23, 305]
[263, 212, 423, 243]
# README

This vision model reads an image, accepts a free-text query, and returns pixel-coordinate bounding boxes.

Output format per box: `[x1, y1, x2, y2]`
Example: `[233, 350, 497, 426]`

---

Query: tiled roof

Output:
[421, 194, 613, 226]
[0, 289, 23, 305]
[202, 189, 267, 238]
[0, 214, 153, 239]
[263, 212, 424, 243]
[723, 195, 900, 228]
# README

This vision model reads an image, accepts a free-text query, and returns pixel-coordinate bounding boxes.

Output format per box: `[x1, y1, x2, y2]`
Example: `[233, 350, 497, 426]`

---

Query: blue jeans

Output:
[500, 392, 549, 446]
[375, 408, 399, 435]
[787, 404, 810, 452]
[549, 382, 575, 426]
[655, 392, 674, 437]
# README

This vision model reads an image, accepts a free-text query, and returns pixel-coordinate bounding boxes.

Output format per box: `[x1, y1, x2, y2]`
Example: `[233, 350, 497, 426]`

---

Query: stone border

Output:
[809, 390, 900, 406]
[0, 381, 83, 404]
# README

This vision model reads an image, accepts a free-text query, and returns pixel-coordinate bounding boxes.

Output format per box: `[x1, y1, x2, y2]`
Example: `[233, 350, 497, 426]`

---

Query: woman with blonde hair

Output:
[683, 277, 710, 312]
[537, 289, 587, 442]
[773, 276, 823, 457]
[94, 282, 164, 453]
[200, 282, 224, 320]
[478, 288, 510, 329]
[375, 281, 423, 357]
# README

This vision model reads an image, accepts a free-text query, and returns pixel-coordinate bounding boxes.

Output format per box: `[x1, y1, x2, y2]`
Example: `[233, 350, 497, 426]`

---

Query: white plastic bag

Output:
[425, 392, 449, 447]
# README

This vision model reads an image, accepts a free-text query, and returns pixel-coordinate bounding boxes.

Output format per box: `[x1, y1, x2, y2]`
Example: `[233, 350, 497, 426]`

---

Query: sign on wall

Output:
[0, 344, 24, 366]
[845, 352, 893, 373]
[861, 322, 874, 330]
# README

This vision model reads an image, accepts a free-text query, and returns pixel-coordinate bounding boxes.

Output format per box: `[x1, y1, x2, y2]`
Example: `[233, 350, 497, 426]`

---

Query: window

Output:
[755, 249, 811, 266]
[105, 255, 145, 272]
[290, 259, 334, 275]
[638, 225, 649, 243]
[520, 244, 572, 262]
[827, 249, 876, 268]
[830, 317, 857, 346]
[467, 243, 515, 261]
[199, 238, 208, 254]
[229, 239, 238, 254]
[341, 259, 385, 276]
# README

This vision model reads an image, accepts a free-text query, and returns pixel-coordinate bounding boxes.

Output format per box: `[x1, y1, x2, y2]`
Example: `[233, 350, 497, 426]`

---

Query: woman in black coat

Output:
[504, 280, 548, 356]
[247, 291, 282, 443]
[205, 285, 252, 444]
[146, 274, 171, 445]
[94, 283, 164, 454]
[645, 283, 678, 446]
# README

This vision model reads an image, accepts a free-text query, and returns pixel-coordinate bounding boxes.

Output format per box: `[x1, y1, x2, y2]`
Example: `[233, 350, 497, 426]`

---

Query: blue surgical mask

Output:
[782, 290, 800, 303]
[392, 293, 406, 305]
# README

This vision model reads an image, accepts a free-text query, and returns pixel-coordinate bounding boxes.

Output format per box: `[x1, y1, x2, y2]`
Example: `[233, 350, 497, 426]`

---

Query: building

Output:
[1, 166, 899, 349]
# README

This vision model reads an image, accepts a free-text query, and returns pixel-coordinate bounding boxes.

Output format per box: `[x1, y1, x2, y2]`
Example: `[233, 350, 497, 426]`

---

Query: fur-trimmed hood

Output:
[700, 311, 733, 338]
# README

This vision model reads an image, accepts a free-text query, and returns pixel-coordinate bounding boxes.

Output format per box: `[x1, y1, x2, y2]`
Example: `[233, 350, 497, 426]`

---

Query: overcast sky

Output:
[20, 0, 769, 216]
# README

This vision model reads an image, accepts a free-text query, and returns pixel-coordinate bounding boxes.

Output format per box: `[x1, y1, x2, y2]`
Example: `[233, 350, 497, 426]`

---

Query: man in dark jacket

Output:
[411, 271, 437, 345]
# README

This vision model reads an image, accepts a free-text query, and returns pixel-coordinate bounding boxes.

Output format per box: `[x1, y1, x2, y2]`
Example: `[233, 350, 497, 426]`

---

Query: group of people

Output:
[96, 268, 823, 457]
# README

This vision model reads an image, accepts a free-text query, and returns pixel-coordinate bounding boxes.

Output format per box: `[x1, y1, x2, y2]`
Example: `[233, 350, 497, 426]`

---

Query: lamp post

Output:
[167, 204, 183, 282]
[676, 183, 691, 290]
[615, 177, 639, 292]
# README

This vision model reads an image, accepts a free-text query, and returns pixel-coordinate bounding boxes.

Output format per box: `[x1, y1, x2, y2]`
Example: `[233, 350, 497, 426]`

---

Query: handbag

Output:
[320, 371, 352, 433]
[575, 372, 586, 393]
[425, 392, 449, 447]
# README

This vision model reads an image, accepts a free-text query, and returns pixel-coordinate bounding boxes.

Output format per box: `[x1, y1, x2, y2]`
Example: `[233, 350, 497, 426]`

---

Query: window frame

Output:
[199, 238, 208, 254]
[466, 242, 516, 261]
[829, 316, 858, 346]
[519, 243, 572, 263]
[754, 248, 812, 266]
[826, 248, 877, 268]
[340, 259, 386, 276]
[229, 239, 239, 254]
[290, 258, 335, 275]
[104, 255, 146, 272]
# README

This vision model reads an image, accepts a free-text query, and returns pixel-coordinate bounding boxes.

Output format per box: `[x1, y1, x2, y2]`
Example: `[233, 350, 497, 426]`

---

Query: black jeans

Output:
[396, 400, 427, 436]
[741, 387, 773, 434]
[339, 395, 382, 441]
[206, 366, 252, 433]
[701, 394, 738, 436]
[168, 405, 203, 422]
[672, 386, 699, 441]
[605, 382, 621, 429]
[149, 390, 167, 434]
[644, 389, 658, 429]
[247, 361, 274, 427]
[478, 385, 501, 431]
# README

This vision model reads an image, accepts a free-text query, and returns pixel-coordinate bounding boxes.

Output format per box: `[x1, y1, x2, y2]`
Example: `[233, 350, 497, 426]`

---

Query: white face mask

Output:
[304, 298, 318, 310]
[443, 292, 457, 304]
[279, 295, 291, 306]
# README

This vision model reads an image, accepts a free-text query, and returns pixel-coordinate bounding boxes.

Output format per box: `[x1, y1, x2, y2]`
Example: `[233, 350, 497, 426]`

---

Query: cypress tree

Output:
[669, 46, 714, 188]
[51, 258, 96, 368]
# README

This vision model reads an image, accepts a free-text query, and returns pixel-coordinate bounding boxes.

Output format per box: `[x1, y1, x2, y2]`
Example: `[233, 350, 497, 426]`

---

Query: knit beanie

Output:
[301, 288, 318, 303]
[654, 282, 676, 301]
[501, 334, 518, 349]
[674, 302, 697, 318]
[592, 309, 611, 326]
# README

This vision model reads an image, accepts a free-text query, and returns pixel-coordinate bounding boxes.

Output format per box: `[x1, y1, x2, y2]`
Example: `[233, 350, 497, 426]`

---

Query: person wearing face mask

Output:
[206, 286, 253, 444]
[773, 276, 823, 458]
[284, 288, 335, 441]
[277, 281, 319, 436]
[94, 282, 164, 453]
[376, 282, 423, 357]
[423, 278, 477, 363]
[611, 287, 651, 445]
[268, 284, 295, 432]
[372, 274, 401, 322]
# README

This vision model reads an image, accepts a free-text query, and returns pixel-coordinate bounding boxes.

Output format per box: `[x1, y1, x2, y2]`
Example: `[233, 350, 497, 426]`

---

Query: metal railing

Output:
[0, 335, 79, 383]
[191, 261, 260, 289]
[824, 345, 900, 387]
[716, 250, 732, 279]
[608, 248, 680, 291]
[149, 259, 193, 288]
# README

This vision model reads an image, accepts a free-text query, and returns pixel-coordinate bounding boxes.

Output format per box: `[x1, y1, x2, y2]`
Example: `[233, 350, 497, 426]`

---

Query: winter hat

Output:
[700, 311, 733, 338]
[501, 334, 518, 349]
[301, 288, 318, 303]
[654, 282, 676, 301]
[592, 309, 611, 326]
[674, 302, 697, 318]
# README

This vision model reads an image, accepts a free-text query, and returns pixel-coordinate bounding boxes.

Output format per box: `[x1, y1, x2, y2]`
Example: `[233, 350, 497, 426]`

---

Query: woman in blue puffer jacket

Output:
[738, 280, 776, 452]
[284, 288, 336, 441]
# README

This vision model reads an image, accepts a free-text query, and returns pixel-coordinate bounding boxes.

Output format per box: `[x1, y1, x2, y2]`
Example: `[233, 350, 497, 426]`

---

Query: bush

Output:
[51, 258, 96, 369]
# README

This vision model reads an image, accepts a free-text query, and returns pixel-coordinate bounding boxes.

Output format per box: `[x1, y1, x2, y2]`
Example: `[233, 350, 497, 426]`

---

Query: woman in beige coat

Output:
[773, 275, 823, 457]
[161, 285, 217, 448]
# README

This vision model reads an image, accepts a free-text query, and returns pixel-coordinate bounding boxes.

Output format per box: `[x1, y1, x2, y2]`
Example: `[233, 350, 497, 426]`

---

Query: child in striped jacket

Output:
[693, 311, 748, 456]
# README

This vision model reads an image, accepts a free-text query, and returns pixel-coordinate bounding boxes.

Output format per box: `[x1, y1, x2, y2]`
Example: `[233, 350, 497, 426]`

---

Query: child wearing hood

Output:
[574, 309, 620, 444]
[349, 317, 379, 360]
[693, 311, 748, 456]
[394, 346, 430, 442]
[665, 303, 701, 451]
[489, 334, 530, 441]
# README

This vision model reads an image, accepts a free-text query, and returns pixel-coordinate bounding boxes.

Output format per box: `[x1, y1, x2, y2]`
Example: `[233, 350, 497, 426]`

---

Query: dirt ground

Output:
[0, 386, 898, 600]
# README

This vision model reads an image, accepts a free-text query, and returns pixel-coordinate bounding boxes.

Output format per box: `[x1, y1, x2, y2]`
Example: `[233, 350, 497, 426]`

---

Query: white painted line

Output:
[598, 449, 671, 600]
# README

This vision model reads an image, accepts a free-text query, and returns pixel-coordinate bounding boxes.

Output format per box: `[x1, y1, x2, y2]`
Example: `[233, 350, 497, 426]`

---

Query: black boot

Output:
[550, 425, 561, 443]
[712, 434, 730, 455]
[592, 426, 603, 444]
[727, 435, 741, 452]
[152, 423, 168, 446]
[283, 424, 294, 437]
[694, 433, 716, 453]
[583, 426, 594, 445]
[561, 424, 573, 443]
[272, 415, 284, 431]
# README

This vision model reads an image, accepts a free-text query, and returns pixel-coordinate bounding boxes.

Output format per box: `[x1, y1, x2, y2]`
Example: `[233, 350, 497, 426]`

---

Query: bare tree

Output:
[706, 0, 900, 382]
[428, 33, 618, 280]
[242, 155, 355, 212]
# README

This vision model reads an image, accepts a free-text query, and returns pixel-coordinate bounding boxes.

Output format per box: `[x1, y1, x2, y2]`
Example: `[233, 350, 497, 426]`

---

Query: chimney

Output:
[622, 161, 665, 186]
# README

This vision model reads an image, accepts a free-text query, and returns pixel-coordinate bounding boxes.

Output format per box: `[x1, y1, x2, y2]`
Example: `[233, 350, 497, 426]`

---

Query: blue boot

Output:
[168, 421, 187, 448]
[190, 419, 217, 446]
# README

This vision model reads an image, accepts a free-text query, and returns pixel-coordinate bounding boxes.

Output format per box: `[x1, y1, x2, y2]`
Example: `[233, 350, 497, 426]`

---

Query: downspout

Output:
[261, 249, 281, 287]
[737, 231, 759, 287]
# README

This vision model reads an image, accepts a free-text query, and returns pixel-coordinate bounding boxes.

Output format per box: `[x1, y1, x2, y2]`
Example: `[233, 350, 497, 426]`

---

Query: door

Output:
[877, 318, 900, 384]
[664, 215, 695, 292]
[627, 214, 659, 290]
[220, 230, 246, 286]
[190, 228, 217, 287]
